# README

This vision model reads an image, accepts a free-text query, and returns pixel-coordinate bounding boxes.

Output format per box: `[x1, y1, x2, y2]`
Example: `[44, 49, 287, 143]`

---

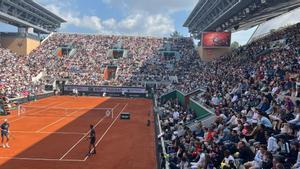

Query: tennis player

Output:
[87, 124, 96, 156]
[72, 88, 78, 97]
[75, 88, 79, 97]
[1, 119, 10, 148]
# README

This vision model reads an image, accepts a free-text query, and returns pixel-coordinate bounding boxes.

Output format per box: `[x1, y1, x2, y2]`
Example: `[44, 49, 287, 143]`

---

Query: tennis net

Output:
[17, 105, 114, 118]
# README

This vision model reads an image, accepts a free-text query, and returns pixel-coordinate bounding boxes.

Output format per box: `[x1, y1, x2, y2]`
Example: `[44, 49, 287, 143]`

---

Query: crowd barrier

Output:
[154, 95, 170, 169]
[8, 91, 54, 108]
[160, 89, 211, 121]
[157, 91, 216, 169]
[189, 98, 214, 120]
[160, 89, 196, 108]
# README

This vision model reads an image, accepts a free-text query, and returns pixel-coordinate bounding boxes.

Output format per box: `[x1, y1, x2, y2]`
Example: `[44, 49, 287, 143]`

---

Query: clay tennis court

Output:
[0, 96, 156, 169]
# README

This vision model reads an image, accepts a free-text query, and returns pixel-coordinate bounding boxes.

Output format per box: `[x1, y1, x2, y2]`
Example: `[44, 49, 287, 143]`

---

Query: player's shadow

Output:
[0, 96, 155, 169]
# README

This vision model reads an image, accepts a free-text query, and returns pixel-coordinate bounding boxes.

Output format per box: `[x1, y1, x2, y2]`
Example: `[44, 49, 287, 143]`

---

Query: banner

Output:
[64, 85, 147, 94]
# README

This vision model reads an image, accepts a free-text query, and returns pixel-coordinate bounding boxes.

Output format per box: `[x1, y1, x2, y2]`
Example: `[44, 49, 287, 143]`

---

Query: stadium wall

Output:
[198, 47, 231, 62]
[160, 90, 186, 107]
[26, 37, 40, 54]
[0, 33, 40, 55]
[188, 99, 213, 120]
[160, 91, 215, 127]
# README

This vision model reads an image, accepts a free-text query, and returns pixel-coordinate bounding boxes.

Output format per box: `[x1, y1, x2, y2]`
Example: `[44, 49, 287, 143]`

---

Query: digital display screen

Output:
[202, 32, 231, 47]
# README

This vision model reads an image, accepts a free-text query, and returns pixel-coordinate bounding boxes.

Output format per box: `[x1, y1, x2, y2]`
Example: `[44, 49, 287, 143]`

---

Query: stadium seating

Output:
[0, 21, 299, 169]
[29, 33, 199, 89]
[0, 33, 197, 98]
[0, 47, 41, 98]
[157, 23, 300, 169]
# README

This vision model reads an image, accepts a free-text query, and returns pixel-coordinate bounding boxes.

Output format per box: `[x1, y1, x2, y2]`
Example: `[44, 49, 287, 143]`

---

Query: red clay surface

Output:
[0, 96, 156, 169]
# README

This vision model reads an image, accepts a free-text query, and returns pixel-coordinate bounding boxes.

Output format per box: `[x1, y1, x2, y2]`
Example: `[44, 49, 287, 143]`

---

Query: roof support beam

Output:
[0, 0, 65, 33]
[184, 0, 300, 38]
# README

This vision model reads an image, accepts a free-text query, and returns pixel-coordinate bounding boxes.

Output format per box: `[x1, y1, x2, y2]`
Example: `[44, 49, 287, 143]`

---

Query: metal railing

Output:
[156, 110, 170, 169]
[8, 91, 54, 105]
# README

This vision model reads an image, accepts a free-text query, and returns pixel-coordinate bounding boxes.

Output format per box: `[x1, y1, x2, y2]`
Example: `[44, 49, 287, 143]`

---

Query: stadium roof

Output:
[184, 0, 300, 38]
[0, 0, 66, 34]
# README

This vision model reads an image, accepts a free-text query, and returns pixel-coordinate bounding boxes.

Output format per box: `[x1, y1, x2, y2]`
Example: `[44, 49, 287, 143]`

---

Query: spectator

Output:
[236, 141, 255, 163]
[244, 145, 267, 169]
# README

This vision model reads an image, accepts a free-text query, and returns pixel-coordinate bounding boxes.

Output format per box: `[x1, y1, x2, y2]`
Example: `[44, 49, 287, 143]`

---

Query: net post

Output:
[111, 108, 113, 119]
[17, 105, 20, 116]
[18, 105, 24, 116]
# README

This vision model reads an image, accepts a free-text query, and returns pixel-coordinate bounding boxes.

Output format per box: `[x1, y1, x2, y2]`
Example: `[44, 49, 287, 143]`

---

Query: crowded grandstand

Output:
[0, 0, 299, 169]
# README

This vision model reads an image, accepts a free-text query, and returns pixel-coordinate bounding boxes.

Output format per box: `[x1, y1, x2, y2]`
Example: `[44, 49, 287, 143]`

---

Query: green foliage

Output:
[170, 31, 183, 38]
[270, 29, 276, 33]
[231, 41, 240, 49]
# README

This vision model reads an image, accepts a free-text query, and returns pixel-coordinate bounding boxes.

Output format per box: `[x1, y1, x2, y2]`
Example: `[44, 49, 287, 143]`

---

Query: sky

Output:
[1, 0, 300, 45]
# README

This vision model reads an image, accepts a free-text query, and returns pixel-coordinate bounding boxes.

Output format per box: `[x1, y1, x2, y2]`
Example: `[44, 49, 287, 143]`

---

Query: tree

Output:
[231, 41, 240, 49]
[170, 31, 183, 38]
[270, 29, 276, 34]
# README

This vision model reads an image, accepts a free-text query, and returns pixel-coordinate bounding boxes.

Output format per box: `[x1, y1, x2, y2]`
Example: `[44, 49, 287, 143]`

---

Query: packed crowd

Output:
[139, 37, 204, 95]
[194, 24, 300, 108]
[28, 33, 201, 91]
[0, 14, 299, 169]
[29, 33, 198, 87]
[1, 23, 299, 101]
[160, 99, 300, 169]
[0, 48, 43, 98]
[0, 33, 198, 98]
[32, 34, 161, 85]
[158, 23, 300, 169]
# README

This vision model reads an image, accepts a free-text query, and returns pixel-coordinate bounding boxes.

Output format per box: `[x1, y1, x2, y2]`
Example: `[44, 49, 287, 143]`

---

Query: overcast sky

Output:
[0, 0, 299, 45]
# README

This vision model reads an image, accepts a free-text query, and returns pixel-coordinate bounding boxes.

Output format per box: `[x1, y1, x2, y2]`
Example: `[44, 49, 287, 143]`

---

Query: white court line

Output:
[35, 105, 115, 133]
[35, 109, 82, 133]
[0, 156, 85, 162]
[9, 102, 60, 123]
[59, 117, 105, 160]
[20, 105, 114, 110]
[10, 101, 69, 123]
[84, 103, 128, 161]
[37, 104, 118, 133]
[10, 131, 85, 135]
[0, 101, 60, 122]
[59, 103, 120, 160]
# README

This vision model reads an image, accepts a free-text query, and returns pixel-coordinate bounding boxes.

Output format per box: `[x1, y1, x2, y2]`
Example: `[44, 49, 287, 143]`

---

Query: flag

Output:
[57, 48, 63, 57]
[103, 67, 109, 80]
